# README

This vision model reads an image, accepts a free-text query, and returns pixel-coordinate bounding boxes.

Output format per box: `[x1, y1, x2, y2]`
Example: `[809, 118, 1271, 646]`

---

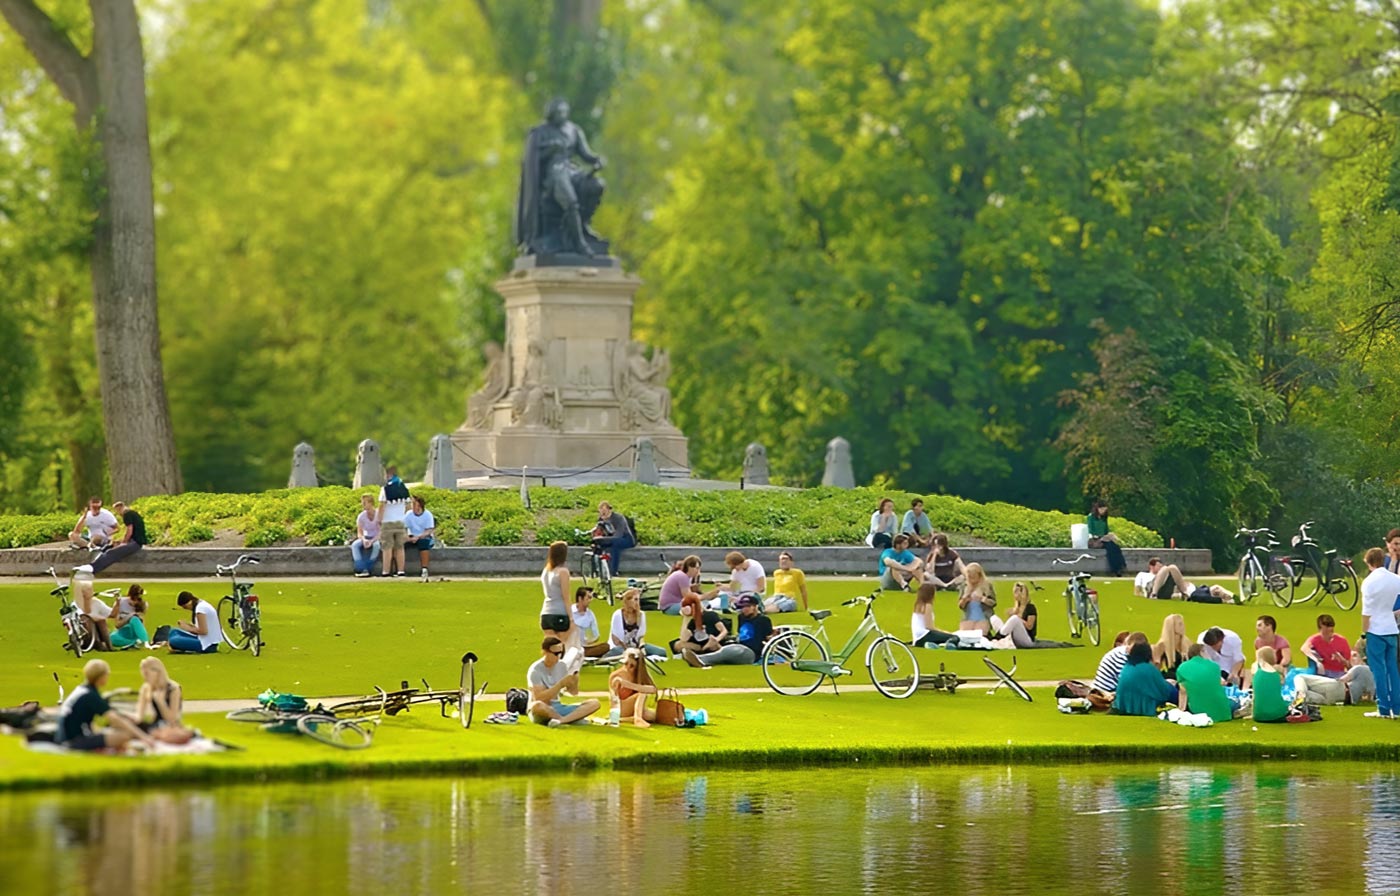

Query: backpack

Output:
[625, 515, 639, 545]
[505, 687, 529, 715]
[1054, 679, 1112, 711]
[384, 477, 409, 502]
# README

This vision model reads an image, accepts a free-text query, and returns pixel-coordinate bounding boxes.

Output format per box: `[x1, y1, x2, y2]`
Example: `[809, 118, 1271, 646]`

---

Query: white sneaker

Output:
[74, 564, 94, 574]
[1364, 710, 1387, 718]
[547, 719, 563, 728]
[420, 569, 429, 582]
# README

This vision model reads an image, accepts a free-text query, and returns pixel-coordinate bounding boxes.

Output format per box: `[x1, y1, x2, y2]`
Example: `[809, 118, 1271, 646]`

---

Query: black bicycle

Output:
[573, 528, 614, 604]
[216, 554, 263, 656]
[1235, 527, 1289, 606]
[1281, 521, 1359, 611]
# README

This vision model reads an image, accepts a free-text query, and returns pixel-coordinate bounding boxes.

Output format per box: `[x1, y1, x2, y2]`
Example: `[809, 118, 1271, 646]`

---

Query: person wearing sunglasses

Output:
[526, 636, 600, 727]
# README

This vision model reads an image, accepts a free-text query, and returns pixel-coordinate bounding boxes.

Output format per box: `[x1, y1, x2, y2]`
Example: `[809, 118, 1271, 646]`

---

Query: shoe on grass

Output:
[547, 718, 563, 728]
[682, 648, 704, 669]
[1364, 711, 1388, 718]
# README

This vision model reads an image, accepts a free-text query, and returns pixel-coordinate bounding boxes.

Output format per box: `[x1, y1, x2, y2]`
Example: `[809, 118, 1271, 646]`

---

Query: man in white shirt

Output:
[69, 497, 119, 550]
[709, 551, 765, 611]
[1134, 558, 1162, 597]
[376, 466, 410, 577]
[1359, 547, 1400, 719]
[1197, 627, 1246, 688]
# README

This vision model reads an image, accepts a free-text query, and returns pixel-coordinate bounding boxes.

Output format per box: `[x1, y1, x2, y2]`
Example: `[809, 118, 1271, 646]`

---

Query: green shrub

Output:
[169, 522, 215, 546]
[476, 521, 522, 546]
[245, 524, 291, 548]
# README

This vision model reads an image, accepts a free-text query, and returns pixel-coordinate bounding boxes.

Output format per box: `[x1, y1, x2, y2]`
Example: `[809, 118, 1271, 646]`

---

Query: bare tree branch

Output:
[0, 0, 95, 118]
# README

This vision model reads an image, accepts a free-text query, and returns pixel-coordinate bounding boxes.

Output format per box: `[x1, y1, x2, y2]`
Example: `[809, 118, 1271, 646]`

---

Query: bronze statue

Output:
[514, 98, 609, 260]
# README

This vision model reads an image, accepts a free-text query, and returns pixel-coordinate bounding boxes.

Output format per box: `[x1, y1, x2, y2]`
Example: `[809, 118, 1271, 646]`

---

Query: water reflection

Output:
[1, 764, 1395, 895]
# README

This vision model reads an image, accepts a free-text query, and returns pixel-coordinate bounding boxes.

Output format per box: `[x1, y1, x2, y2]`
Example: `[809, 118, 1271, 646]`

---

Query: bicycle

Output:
[1234, 527, 1289, 605]
[574, 528, 614, 604]
[760, 590, 920, 699]
[215, 554, 263, 656]
[1053, 554, 1101, 646]
[44, 566, 100, 657]
[1281, 521, 1359, 611]
[228, 686, 388, 749]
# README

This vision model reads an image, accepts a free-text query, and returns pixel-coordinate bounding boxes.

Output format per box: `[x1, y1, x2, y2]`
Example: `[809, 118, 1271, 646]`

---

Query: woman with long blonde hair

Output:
[990, 582, 1037, 648]
[1153, 613, 1190, 679]
[608, 648, 659, 727]
[957, 562, 997, 634]
[135, 656, 192, 743]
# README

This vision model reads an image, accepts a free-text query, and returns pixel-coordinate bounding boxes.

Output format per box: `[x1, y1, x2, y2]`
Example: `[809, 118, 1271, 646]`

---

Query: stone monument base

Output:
[450, 427, 689, 476]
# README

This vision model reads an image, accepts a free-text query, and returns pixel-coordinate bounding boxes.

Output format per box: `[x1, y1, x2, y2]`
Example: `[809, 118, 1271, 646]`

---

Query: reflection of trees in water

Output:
[1, 767, 1389, 894]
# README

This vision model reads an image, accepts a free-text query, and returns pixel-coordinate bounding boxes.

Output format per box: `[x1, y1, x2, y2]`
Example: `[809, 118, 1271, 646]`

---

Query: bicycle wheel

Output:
[226, 707, 278, 723]
[983, 657, 1033, 702]
[459, 654, 476, 729]
[761, 631, 828, 696]
[1237, 555, 1260, 604]
[1328, 557, 1360, 612]
[78, 617, 97, 653]
[297, 714, 372, 749]
[248, 619, 262, 657]
[1064, 590, 1080, 639]
[66, 621, 85, 658]
[218, 597, 250, 650]
[1264, 556, 1291, 607]
[866, 636, 919, 699]
[1289, 562, 1323, 606]
[1084, 596, 1101, 646]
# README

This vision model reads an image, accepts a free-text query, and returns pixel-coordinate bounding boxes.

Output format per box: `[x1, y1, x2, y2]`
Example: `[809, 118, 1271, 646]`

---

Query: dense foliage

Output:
[0, 484, 1159, 551]
[3, 0, 1398, 555]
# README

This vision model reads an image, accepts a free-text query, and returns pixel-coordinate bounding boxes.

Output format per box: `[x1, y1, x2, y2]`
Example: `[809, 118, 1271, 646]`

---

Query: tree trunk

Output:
[0, 0, 183, 500]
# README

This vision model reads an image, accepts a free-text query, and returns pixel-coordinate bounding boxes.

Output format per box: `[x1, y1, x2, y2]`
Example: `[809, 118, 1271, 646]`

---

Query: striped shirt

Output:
[1092, 646, 1129, 693]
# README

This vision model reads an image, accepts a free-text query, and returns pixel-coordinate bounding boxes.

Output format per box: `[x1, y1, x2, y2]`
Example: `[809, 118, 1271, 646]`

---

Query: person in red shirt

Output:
[1300, 614, 1351, 678]
[1253, 615, 1292, 669]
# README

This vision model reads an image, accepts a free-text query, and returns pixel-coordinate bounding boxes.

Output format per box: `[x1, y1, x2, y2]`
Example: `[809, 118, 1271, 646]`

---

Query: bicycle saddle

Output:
[809, 609, 833, 621]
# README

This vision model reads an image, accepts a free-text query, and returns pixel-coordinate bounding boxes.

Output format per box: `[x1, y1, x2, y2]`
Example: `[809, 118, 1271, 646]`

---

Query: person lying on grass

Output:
[609, 648, 658, 728]
[53, 659, 155, 752]
[527, 636, 600, 727]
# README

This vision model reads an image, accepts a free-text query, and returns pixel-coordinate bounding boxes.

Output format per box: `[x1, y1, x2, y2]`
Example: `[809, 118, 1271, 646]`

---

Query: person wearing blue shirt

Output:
[901, 498, 933, 548]
[879, 533, 923, 591]
[682, 595, 774, 667]
[404, 495, 437, 582]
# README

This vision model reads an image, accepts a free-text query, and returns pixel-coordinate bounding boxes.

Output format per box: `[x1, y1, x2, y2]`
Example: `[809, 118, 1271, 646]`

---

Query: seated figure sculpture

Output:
[514, 97, 608, 259]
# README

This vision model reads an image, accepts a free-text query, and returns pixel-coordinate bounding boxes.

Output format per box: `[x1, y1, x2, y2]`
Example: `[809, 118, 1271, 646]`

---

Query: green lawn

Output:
[4, 573, 1389, 791]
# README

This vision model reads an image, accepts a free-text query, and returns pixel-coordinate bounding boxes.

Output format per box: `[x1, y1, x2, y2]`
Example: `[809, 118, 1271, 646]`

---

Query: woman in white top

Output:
[605, 588, 668, 659]
[867, 498, 897, 550]
[911, 583, 957, 647]
[540, 541, 574, 640]
[351, 493, 382, 577]
[168, 591, 223, 653]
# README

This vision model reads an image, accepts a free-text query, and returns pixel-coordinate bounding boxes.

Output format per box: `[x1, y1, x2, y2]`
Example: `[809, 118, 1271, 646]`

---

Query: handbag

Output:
[655, 688, 686, 727]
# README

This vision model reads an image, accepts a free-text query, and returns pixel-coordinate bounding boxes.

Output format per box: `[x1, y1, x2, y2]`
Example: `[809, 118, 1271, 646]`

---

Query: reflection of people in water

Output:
[515, 98, 606, 256]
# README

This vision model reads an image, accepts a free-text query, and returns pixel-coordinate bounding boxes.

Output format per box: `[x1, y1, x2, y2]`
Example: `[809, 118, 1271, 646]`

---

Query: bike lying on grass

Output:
[225, 653, 482, 748]
[760, 590, 920, 699]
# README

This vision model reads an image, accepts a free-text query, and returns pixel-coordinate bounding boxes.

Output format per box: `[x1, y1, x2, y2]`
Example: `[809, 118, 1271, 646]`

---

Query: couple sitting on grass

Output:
[525, 636, 661, 728]
[30, 657, 191, 751]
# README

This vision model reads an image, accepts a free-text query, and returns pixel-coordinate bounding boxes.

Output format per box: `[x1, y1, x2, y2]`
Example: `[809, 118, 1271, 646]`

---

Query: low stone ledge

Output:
[0, 545, 1212, 578]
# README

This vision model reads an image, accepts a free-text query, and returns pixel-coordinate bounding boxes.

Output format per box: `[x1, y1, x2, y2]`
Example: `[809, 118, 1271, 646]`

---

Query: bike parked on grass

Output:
[1053, 554, 1101, 646]
[760, 590, 919, 699]
[216, 555, 263, 656]
[1234, 527, 1289, 605]
[45, 566, 97, 657]
[1281, 521, 1359, 611]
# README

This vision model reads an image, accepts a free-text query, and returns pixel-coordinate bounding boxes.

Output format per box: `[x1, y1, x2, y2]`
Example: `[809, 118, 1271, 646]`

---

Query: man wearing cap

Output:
[683, 595, 773, 667]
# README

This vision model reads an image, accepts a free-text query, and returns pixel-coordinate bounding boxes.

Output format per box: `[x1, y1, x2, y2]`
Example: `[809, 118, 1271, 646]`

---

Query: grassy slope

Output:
[4, 575, 1392, 790]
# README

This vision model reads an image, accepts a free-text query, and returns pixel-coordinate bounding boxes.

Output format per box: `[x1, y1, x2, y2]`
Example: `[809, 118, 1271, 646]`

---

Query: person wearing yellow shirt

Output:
[767, 550, 809, 613]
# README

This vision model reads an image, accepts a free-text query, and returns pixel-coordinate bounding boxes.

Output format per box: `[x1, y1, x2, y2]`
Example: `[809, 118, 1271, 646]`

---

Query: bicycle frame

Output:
[784, 599, 882, 677]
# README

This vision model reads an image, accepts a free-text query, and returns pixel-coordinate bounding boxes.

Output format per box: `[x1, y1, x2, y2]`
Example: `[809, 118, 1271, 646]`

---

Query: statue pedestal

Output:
[452, 264, 689, 477]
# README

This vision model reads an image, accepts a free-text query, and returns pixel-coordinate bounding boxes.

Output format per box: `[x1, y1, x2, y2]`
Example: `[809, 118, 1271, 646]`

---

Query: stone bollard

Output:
[353, 439, 383, 489]
[821, 436, 854, 488]
[424, 433, 457, 490]
[743, 442, 770, 486]
[631, 437, 660, 485]
[288, 442, 318, 488]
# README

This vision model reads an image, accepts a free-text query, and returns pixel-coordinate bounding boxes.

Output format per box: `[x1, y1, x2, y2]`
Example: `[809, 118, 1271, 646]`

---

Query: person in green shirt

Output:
[1251, 646, 1290, 722]
[1176, 644, 1237, 723]
[1086, 499, 1126, 576]
[1112, 641, 1179, 716]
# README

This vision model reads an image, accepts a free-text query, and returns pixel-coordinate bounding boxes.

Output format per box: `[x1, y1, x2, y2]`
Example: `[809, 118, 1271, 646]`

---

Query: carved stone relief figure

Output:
[511, 339, 563, 429]
[614, 340, 673, 429]
[466, 342, 510, 429]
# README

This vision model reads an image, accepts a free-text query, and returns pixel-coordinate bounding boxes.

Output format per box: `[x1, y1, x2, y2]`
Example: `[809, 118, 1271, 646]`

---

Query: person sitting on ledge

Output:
[591, 501, 634, 575]
[403, 495, 436, 582]
[351, 493, 381, 578]
[1086, 499, 1127, 576]
[901, 498, 934, 548]
[867, 498, 897, 551]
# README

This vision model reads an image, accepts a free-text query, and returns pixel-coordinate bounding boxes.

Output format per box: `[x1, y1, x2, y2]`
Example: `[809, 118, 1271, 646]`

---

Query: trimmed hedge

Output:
[0, 485, 1162, 549]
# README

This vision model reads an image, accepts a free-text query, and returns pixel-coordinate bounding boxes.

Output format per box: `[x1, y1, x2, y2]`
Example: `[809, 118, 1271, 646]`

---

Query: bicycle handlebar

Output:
[841, 590, 881, 607]
[1236, 527, 1275, 538]
[1052, 554, 1094, 566]
[216, 554, 261, 575]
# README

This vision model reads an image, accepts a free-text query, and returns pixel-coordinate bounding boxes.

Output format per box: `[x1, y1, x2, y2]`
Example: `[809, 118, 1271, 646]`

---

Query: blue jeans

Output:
[592, 535, 633, 574]
[169, 630, 217, 653]
[1366, 632, 1399, 716]
[351, 540, 381, 574]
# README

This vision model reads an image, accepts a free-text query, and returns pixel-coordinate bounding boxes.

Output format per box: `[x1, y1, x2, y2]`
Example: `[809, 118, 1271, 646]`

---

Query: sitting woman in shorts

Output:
[669, 594, 727, 657]
[167, 591, 223, 654]
[609, 648, 659, 728]
[957, 563, 997, 635]
[990, 582, 1038, 648]
[911, 583, 958, 647]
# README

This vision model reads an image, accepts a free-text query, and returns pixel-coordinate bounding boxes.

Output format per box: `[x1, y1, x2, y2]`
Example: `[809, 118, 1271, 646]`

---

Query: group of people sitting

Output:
[31, 657, 191, 752]
[1090, 612, 1378, 723]
[71, 578, 229, 655]
[348, 466, 438, 579]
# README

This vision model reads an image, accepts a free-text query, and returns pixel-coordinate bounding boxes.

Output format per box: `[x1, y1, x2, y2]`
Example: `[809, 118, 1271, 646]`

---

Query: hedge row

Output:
[0, 485, 1161, 550]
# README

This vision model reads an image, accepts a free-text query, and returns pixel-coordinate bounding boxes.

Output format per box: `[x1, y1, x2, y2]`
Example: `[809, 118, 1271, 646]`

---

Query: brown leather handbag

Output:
[655, 688, 686, 726]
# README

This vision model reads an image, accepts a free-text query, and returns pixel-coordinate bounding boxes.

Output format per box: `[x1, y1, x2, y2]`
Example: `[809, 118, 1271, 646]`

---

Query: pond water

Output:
[2, 764, 1396, 895]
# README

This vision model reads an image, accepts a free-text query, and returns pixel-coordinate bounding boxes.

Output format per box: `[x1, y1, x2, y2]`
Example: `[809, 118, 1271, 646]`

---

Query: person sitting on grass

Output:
[74, 579, 118, 651]
[53, 659, 155, 752]
[922, 534, 966, 591]
[1153, 613, 1190, 680]
[604, 588, 668, 660]
[1112, 640, 1179, 717]
[709, 551, 765, 612]
[1176, 643, 1238, 723]
[1251, 646, 1290, 723]
[1092, 631, 1133, 694]
[879, 534, 923, 592]
[1253, 615, 1292, 670]
[167, 591, 223, 654]
[527, 636, 600, 727]
[989, 582, 1037, 648]
[767, 551, 808, 613]
[911, 583, 958, 648]
[683, 594, 773, 667]
[570, 587, 611, 659]
[350, 493, 381, 578]
[134, 656, 193, 743]
[1197, 627, 1247, 688]
[867, 498, 898, 551]
[901, 498, 933, 548]
[1293, 644, 1376, 707]
[609, 648, 658, 727]
[1300, 614, 1352, 678]
[670, 594, 728, 657]
[957, 562, 997, 635]
[658, 555, 718, 616]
